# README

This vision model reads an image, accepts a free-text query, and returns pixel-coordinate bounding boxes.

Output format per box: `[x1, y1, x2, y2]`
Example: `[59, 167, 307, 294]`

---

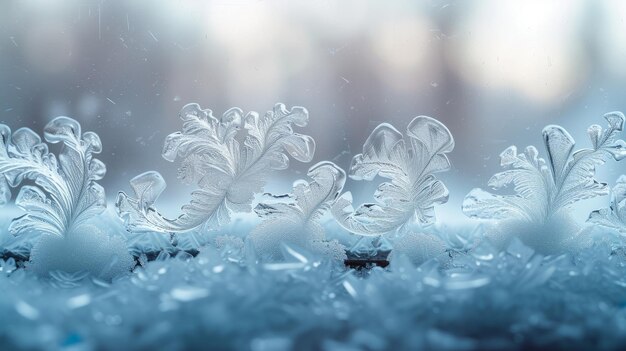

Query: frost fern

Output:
[463, 112, 626, 223]
[331, 116, 455, 236]
[116, 103, 315, 233]
[249, 161, 346, 261]
[0, 117, 106, 237]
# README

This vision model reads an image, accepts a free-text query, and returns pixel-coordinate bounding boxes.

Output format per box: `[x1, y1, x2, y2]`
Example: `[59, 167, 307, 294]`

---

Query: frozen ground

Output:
[2, 215, 626, 351]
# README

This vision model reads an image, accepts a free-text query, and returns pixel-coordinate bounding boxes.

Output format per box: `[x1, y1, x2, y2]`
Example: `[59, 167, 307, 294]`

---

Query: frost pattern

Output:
[588, 175, 626, 233]
[116, 103, 315, 233]
[0, 117, 106, 237]
[463, 112, 626, 222]
[331, 116, 454, 236]
[249, 161, 347, 261]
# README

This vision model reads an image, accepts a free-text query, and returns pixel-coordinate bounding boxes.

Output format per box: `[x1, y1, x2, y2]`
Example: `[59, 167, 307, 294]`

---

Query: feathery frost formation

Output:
[0, 117, 132, 279]
[463, 112, 626, 223]
[0, 117, 106, 238]
[249, 161, 347, 261]
[332, 116, 455, 236]
[116, 103, 315, 234]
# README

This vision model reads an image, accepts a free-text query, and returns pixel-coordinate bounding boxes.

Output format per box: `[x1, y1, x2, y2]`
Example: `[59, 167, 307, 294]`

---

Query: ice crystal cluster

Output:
[463, 112, 626, 253]
[331, 116, 454, 264]
[116, 103, 315, 234]
[332, 116, 454, 236]
[4, 104, 626, 350]
[2, 229, 626, 350]
[0, 117, 132, 280]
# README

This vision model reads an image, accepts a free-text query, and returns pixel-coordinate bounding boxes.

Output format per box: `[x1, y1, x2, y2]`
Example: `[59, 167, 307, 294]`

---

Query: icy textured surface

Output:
[332, 116, 454, 236]
[390, 232, 446, 266]
[464, 112, 626, 222]
[249, 161, 347, 262]
[589, 175, 626, 233]
[483, 212, 582, 254]
[0, 118, 132, 279]
[117, 103, 315, 234]
[1, 227, 626, 350]
[29, 226, 134, 281]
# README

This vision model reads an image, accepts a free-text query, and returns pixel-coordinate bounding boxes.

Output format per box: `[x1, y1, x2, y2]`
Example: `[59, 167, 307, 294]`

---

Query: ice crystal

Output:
[0, 117, 132, 278]
[331, 116, 455, 236]
[117, 103, 315, 234]
[463, 112, 626, 223]
[0, 117, 106, 237]
[588, 175, 626, 233]
[249, 161, 347, 261]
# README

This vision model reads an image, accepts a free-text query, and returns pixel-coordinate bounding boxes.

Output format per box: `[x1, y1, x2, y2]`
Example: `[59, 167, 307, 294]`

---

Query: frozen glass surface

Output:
[2, 1, 626, 350]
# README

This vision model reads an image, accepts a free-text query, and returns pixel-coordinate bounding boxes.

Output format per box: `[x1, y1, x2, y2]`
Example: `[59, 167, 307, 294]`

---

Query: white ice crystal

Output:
[588, 175, 626, 233]
[463, 112, 626, 223]
[331, 116, 455, 236]
[249, 161, 347, 262]
[463, 112, 626, 253]
[0, 117, 132, 278]
[0, 117, 106, 237]
[116, 103, 315, 234]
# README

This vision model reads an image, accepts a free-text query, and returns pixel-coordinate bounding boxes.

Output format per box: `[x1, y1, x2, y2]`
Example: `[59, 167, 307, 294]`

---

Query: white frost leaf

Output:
[116, 103, 315, 233]
[331, 116, 454, 236]
[0, 117, 106, 238]
[463, 111, 626, 223]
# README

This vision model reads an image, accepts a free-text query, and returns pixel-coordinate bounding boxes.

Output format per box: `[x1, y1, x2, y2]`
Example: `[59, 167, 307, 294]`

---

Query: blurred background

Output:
[1, 0, 626, 224]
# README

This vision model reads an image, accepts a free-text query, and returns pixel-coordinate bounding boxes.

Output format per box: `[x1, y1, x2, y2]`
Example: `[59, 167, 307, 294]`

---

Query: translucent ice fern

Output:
[588, 175, 626, 233]
[249, 161, 346, 261]
[0, 118, 132, 279]
[116, 103, 315, 233]
[331, 116, 454, 236]
[0, 117, 106, 237]
[463, 112, 626, 223]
